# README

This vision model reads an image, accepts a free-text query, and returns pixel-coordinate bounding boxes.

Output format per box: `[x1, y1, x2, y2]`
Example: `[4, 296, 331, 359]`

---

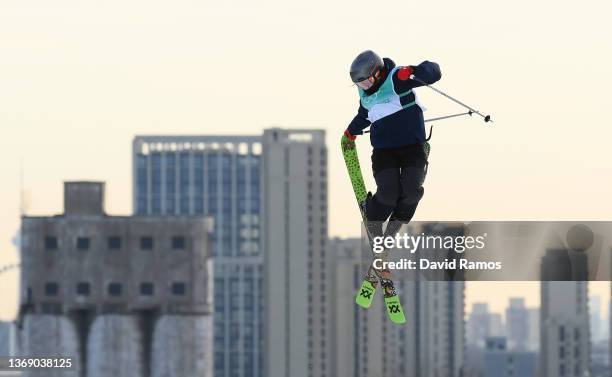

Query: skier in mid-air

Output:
[342, 50, 490, 323]
[344, 50, 441, 240]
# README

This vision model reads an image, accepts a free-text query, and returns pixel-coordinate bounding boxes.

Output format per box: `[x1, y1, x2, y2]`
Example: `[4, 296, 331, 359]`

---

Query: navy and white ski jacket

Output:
[347, 58, 441, 149]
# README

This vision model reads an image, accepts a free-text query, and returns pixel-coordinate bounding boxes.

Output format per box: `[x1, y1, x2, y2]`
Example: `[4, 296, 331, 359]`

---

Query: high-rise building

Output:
[505, 298, 529, 350]
[133, 135, 264, 377]
[467, 303, 492, 347]
[0, 321, 10, 356]
[590, 296, 602, 342]
[262, 129, 333, 377]
[413, 224, 466, 377]
[18, 181, 213, 377]
[526, 308, 539, 352]
[330, 233, 465, 377]
[540, 249, 590, 377]
[331, 237, 386, 377]
[483, 337, 536, 377]
[490, 313, 505, 337]
[413, 280, 465, 377]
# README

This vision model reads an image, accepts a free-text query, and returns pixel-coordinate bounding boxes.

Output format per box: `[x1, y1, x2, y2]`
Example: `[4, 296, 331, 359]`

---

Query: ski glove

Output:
[344, 129, 358, 140]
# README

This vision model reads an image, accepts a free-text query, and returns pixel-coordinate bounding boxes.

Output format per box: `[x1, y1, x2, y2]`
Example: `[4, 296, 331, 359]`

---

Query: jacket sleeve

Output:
[392, 60, 442, 93]
[347, 102, 370, 136]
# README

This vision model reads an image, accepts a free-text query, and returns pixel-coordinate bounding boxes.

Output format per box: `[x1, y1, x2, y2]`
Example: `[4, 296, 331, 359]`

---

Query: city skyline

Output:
[2, 142, 611, 320]
[2, 0, 612, 323]
[3, 216, 612, 375]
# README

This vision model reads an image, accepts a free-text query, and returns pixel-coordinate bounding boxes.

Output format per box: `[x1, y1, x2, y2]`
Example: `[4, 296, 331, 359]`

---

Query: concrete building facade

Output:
[413, 223, 466, 377]
[589, 296, 602, 342]
[490, 313, 504, 337]
[540, 249, 590, 377]
[467, 303, 492, 348]
[484, 337, 536, 377]
[18, 181, 213, 377]
[133, 135, 264, 377]
[262, 129, 333, 377]
[0, 321, 10, 356]
[505, 298, 529, 350]
[412, 280, 465, 377]
[331, 237, 386, 377]
[526, 308, 539, 352]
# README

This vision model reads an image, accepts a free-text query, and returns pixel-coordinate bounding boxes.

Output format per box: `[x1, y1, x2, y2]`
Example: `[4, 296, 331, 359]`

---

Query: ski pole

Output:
[363, 111, 473, 135]
[425, 111, 472, 123]
[412, 76, 493, 123]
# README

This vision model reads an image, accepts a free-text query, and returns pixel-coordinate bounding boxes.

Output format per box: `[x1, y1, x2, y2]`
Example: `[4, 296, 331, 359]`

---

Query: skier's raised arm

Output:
[345, 102, 370, 140]
[392, 60, 442, 93]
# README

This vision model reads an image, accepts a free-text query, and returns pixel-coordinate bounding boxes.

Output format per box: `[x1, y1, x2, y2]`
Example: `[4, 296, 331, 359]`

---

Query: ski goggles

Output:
[356, 76, 376, 90]
[355, 68, 382, 90]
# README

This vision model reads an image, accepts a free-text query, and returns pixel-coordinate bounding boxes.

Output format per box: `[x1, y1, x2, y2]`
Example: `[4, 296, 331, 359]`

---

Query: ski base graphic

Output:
[355, 279, 377, 309]
[384, 294, 407, 325]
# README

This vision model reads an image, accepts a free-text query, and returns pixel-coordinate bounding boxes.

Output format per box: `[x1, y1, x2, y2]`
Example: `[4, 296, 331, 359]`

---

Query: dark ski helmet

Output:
[350, 50, 384, 84]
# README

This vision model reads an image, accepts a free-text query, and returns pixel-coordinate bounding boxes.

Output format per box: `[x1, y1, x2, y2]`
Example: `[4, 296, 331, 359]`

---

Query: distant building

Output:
[18, 181, 213, 377]
[331, 237, 386, 377]
[590, 296, 602, 342]
[506, 298, 529, 350]
[490, 313, 504, 337]
[484, 337, 536, 377]
[412, 224, 465, 377]
[467, 303, 492, 347]
[540, 249, 590, 377]
[526, 308, 539, 351]
[398, 280, 465, 377]
[331, 232, 465, 377]
[133, 134, 264, 377]
[466, 304, 505, 348]
[133, 128, 333, 377]
[262, 129, 333, 377]
[0, 321, 10, 356]
[590, 335, 610, 377]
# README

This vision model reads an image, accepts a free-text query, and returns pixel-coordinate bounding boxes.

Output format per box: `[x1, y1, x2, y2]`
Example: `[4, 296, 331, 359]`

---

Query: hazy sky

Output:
[1, 0, 611, 321]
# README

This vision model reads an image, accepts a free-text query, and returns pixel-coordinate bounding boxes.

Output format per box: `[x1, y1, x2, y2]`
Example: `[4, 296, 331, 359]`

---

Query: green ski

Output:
[355, 279, 376, 309]
[341, 134, 406, 325]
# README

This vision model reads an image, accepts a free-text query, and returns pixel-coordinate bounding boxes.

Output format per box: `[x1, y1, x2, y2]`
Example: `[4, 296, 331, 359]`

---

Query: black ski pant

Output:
[365, 144, 427, 230]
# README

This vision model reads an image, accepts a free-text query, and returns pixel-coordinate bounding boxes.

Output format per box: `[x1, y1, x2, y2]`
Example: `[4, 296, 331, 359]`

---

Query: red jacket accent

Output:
[397, 66, 413, 81]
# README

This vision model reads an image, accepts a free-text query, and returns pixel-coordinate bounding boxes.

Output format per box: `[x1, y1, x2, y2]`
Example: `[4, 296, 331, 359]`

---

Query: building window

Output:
[45, 282, 59, 296]
[108, 282, 123, 296]
[77, 237, 90, 250]
[172, 282, 186, 296]
[45, 236, 58, 250]
[140, 283, 154, 296]
[140, 237, 154, 250]
[76, 282, 90, 296]
[171, 236, 186, 250]
[108, 236, 122, 250]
